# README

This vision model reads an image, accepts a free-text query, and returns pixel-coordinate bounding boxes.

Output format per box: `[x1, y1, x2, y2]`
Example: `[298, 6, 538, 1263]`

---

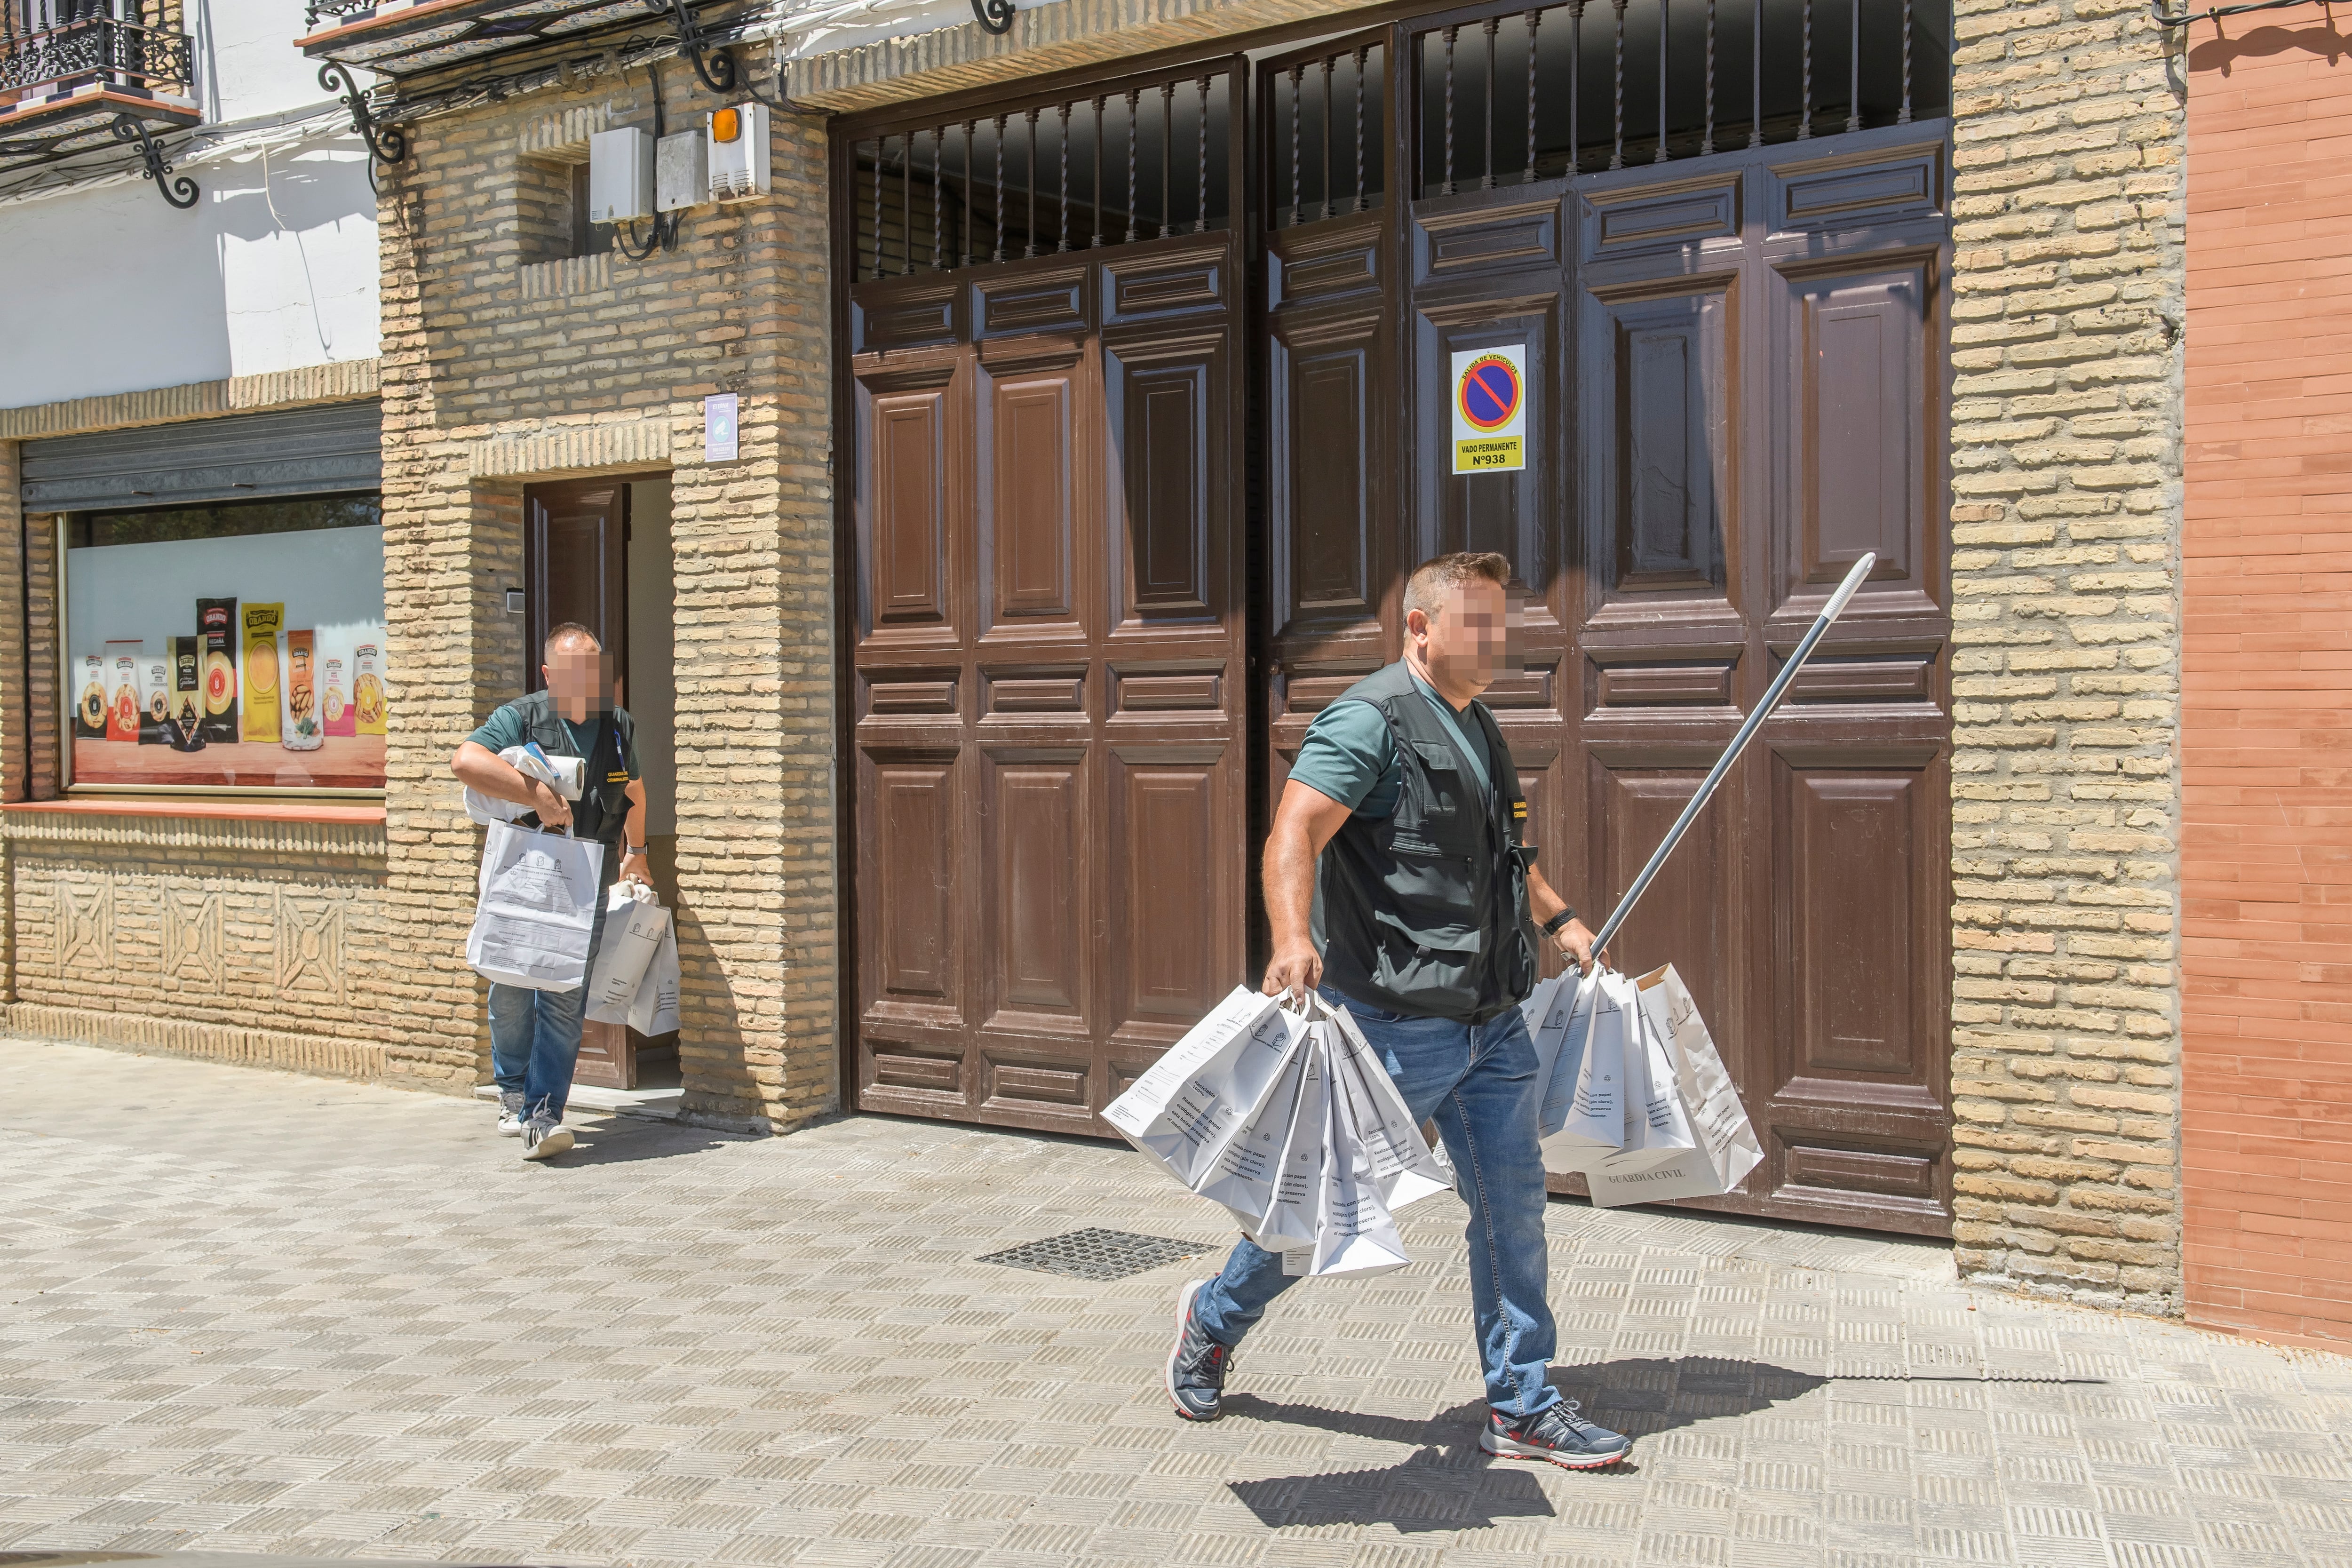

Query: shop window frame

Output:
[53, 495, 390, 802]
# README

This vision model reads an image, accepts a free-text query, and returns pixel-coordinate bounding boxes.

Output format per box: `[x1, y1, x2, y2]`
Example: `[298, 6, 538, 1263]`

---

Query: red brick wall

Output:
[2183, 5, 2352, 1349]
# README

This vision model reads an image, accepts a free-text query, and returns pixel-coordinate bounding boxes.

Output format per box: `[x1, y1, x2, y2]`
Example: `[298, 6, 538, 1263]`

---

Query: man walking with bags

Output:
[451, 622, 650, 1161]
[1164, 552, 1631, 1469]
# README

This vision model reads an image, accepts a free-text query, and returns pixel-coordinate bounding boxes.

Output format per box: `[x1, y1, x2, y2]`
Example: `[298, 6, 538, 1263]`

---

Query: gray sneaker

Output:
[496, 1091, 525, 1137]
[520, 1113, 573, 1161]
[1478, 1401, 1631, 1469]
[1165, 1278, 1232, 1421]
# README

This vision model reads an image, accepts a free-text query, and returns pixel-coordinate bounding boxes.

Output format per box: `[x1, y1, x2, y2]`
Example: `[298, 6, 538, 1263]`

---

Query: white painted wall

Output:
[0, 0, 379, 411]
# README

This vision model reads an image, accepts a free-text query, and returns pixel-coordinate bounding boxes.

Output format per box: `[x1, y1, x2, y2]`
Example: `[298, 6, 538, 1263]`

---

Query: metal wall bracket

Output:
[110, 115, 198, 208]
[319, 61, 408, 164]
[970, 0, 1015, 32]
[643, 0, 736, 95]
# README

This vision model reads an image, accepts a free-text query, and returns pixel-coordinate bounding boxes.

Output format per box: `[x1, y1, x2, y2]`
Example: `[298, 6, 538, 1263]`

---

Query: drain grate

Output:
[977, 1227, 1215, 1282]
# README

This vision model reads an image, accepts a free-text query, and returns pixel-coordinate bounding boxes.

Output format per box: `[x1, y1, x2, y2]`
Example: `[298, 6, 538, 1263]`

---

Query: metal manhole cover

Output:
[976, 1227, 1215, 1282]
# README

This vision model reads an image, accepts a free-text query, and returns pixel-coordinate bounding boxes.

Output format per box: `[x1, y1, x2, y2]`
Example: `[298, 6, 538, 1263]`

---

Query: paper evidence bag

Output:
[1306, 1043, 1412, 1278]
[1540, 968, 1636, 1173]
[1586, 964, 1765, 1208]
[1102, 986, 1297, 1189]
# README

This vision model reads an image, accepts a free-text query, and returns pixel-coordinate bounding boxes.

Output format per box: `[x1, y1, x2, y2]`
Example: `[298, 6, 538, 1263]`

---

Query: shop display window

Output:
[62, 495, 387, 794]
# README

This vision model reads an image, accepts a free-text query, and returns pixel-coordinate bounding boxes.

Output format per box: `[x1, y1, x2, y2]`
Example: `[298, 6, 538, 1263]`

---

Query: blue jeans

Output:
[487, 889, 609, 1122]
[1192, 983, 1560, 1421]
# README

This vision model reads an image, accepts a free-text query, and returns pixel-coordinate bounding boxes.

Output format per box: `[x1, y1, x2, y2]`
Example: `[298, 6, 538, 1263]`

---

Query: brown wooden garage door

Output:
[842, 65, 1252, 1134]
[842, 0, 1957, 1235]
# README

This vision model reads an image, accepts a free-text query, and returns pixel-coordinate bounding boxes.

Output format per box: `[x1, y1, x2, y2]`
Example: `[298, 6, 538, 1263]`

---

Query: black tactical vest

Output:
[506, 688, 635, 855]
[1316, 661, 1538, 1023]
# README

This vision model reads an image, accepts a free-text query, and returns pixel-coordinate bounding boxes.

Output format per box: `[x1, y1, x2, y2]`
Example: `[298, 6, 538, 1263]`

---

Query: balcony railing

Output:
[1, 1, 192, 99]
[300, 0, 743, 84]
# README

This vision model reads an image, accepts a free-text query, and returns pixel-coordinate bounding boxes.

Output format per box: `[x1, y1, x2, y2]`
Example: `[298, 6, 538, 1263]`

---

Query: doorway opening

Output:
[521, 472, 678, 1091]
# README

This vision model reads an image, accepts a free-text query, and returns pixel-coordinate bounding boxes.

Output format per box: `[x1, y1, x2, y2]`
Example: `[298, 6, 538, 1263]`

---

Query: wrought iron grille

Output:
[302, 0, 374, 29]
[1414, 0, 1951, 196]
[1266, 40, 1388, 232]
[0, 0, 191, 96]
[850, 63, 1238, 282]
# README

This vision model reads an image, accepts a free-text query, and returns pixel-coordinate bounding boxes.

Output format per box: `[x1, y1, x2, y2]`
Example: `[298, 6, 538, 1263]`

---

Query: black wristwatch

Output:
[1539, 907, 1576, 938]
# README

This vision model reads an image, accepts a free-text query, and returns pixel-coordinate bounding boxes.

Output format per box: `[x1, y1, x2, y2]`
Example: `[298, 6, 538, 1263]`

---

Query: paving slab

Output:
[2, 1037, 2348, 1568]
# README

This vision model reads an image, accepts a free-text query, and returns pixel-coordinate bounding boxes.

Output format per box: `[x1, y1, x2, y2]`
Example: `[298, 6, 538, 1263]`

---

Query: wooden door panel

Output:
[1272, 318, 1382, 631]
[1777, 766, 1924, 1082]
[987, 369, 1079, 625]
[1582, 276, 1738, 617]
[1112, 756, 1228, 1029]
[1779, 255, 1932, 610]
[1588, 756, 1740, 1061]
[1105, 326, 1226, 625]
[872, 388, 954, 629]
[983, 751, 1091, 1023]
[867, 756, 961, 1010]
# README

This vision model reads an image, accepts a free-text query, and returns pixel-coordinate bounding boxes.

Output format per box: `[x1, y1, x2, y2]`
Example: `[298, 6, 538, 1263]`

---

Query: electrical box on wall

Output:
[707, 103, 770, 201]
[655, 129, 707, 214]
[587, 127, 652, 223]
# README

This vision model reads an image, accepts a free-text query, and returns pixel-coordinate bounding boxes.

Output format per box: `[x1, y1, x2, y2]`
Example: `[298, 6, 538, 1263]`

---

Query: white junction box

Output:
[655, 129, 707, 213]
[587, 127, 652, 224]
[708, 103, 770, 201]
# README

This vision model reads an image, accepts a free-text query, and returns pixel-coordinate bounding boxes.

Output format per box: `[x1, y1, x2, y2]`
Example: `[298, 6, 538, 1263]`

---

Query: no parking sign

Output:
[1451, 346, 1526, 475]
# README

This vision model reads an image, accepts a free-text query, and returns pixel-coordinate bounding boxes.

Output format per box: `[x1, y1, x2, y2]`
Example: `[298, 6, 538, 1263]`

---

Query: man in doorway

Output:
[450, 623, 650, 1161]
[1164, 552, 1631, 1469]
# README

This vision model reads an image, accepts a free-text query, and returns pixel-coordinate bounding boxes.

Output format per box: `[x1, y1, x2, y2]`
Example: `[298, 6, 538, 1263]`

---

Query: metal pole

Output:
[1589, 551, 1875, 963]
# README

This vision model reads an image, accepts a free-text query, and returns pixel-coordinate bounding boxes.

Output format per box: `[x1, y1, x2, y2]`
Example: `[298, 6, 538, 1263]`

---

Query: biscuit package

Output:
[197, 598, 238, 744]
[241, 603, 283, 744]
[137, 652, 172, 745]
[353, 640, 386, 736]
[168, 636, 207, 752]
[73, 653, 107, 741]
[321, 653, 353, 737]
[283, 629, 322, 751]
[106, 643, 141, 743]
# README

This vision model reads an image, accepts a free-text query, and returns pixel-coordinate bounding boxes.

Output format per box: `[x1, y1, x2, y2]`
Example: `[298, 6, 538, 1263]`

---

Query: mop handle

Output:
[1587, 551, 1877, 962]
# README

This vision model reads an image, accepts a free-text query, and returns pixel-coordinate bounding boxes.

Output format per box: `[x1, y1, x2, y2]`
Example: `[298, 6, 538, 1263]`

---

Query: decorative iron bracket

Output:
[642, 0, 736, 95]
[111, 115, 198, 208]
[319, 61, 408, 164]
[970, 0, 1015, 32]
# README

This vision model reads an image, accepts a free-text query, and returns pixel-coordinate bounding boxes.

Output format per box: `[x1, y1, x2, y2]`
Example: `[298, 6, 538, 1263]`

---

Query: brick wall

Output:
[2181, 5, 2352, 1350]
[374, 62, 838, 1129]
[1944, 0, 2188, 1315]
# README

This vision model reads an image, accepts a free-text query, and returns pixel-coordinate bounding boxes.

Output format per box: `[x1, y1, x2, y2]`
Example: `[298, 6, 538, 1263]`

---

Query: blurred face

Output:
[542, 637, 613, 719]
[1406, 577, 1517, 699]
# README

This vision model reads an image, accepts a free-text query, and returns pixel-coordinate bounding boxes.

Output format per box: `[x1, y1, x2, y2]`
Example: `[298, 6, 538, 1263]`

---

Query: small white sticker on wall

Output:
[705, 392, 740, 463]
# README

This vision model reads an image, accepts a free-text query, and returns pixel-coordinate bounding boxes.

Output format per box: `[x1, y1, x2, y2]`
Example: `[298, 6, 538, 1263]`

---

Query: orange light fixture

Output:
[712, 107, 741, 143]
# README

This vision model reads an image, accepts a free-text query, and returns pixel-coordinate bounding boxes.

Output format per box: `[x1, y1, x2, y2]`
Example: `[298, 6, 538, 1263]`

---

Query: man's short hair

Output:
[1403, 552, 1511, 620]
[543, 621, 601, 659]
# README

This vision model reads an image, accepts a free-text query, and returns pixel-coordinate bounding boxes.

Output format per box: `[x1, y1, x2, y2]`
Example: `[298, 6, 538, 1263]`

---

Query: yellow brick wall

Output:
[375, 65, 838, 1130]
[1946, 0, 2186, 1313]
[5, 813, 391, 1077]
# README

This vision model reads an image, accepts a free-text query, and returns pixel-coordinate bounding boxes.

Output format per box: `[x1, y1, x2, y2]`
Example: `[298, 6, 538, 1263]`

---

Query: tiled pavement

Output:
[2, 1040, 2349, 1568]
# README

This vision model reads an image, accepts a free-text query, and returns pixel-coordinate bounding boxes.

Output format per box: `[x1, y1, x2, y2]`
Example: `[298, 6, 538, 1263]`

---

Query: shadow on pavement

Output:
[1229, 1443, 1568, 1533]
[1551, 1355, 1828, 1436]
[1223, 1357, 1823, 1531]
[552, 1118, 756, 1166]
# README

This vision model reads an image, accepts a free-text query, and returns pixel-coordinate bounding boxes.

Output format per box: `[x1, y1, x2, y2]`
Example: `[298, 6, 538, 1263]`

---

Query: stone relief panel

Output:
[164, 889, 223, 989]
[276, 890, 347, 1006]
[54, 877, 112, 979]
